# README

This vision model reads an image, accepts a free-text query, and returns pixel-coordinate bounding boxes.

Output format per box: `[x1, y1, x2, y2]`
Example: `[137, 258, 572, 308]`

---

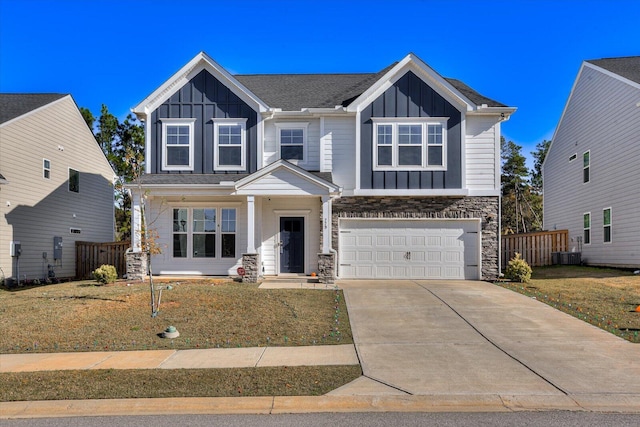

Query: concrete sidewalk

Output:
[0, 344, 358, 372]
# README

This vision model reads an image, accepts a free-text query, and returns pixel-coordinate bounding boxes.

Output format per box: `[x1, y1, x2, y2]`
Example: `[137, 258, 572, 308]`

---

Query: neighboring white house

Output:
[128, 52, 515, 282]
[0, 94, 116, 283]
[543, 57, 640, 268]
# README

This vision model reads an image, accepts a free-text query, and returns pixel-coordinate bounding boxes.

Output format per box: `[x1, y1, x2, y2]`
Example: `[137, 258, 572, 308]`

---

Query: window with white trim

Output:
[276, 122, 309, 163]
[583, 151, 590, 183]
[583, 212, 591, 245]
[603, 208, 612, 243]
[214, 118, 247, 170]
[162, 118, 195, 171]
[171, 207, 237, 259]
[43, 159, 51, 179]
[372, 118, 447, 170]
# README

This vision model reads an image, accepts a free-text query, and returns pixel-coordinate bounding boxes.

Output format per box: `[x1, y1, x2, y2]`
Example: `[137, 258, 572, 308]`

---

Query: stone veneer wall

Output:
[242, 253, 260, 283]
[125, 251, 148, 280]
[318, 253, 336, 284]
[331, 196, 499, 280]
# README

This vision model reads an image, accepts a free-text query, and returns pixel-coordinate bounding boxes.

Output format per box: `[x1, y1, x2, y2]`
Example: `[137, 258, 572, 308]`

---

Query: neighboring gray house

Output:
[129, 52, 514, 282]
[0, 94, 116, 283]
[543, 57, 640, 268]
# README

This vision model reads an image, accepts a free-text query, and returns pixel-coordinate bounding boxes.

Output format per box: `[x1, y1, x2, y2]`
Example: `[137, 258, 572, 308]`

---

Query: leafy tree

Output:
[500, 137, 542, 234]
[83, 105, 144, 241]
[530, 139, 551, 193]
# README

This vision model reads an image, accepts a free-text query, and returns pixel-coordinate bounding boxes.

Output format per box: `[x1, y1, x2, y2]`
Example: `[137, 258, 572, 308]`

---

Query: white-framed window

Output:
[372, 117, 447, 170]
[275, 122, 309, 163]
[214, 118, 247, 171]
[583, 212, 591, 245]
[171, 207, 237, 259]
[161, 118, 196, 171]
[68, 168, 79, 192]
[43, 159, 51, 179]
[603, 207, 612, 244]
[583, 150, 590, 183]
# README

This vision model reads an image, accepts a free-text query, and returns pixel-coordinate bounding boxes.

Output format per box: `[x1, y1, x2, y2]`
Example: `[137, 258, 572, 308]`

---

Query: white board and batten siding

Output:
[262, 119, 321, 171]
[544, 63, 640, 267]
[0, 96, 115, 280]
[339, 219, 481, 280]
[465, 115, 500, 192]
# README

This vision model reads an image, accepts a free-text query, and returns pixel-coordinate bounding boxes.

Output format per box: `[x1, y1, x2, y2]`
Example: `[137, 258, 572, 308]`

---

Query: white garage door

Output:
[339, 219, 480, 280]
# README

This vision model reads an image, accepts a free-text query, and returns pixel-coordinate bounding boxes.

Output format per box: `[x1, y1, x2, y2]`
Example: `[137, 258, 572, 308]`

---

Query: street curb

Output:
[2, 394, 640, 418]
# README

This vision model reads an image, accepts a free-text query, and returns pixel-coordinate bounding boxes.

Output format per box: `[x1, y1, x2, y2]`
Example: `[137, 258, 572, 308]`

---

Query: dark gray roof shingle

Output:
[587, 56, 640, 84]
[235, 64, 506, 110]
[0, 93, 67, 124]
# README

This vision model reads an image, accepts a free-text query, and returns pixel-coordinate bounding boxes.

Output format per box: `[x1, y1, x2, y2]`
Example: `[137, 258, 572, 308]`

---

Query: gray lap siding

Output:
[331, 196, 499, 280]
[360, 71, 462, 190]
[150, 69, 258, 174]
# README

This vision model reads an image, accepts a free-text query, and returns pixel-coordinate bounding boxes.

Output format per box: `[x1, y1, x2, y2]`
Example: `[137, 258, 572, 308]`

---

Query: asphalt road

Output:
[2, 412, 639, 427]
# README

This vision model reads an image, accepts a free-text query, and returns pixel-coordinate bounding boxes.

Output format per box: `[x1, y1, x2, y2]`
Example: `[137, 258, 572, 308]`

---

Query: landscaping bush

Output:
[505, 253, 532, 283]
[92, 264, 118, 284]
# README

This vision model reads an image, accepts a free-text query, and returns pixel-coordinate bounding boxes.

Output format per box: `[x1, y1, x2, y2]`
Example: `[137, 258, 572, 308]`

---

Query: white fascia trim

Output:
[133, 52, 269, 115]
[235, 159, 341, 193]
[134, 187, 238, 198]
[468, 107, 517, 119]
[347, 54, 475, 113]
[352, 189, 469, 197]
[543, 61, 585, 171]
[0, 94, 70, 129]
[586, 61, 640, 90]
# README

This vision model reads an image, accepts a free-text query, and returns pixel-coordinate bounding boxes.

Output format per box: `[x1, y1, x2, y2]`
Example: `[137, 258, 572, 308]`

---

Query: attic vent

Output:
[70, 228, 82, 234]
[569, 153, 577, 162]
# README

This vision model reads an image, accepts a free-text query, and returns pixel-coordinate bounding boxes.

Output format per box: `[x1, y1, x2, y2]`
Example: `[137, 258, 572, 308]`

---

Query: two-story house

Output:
[0, 94, 116, 284]
[543, 57, 640, 268]
[128, 52, 514, 283]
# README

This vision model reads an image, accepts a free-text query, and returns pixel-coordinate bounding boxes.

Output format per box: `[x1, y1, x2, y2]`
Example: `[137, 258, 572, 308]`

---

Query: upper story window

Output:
[276, 122, 309, 163]
[603, 207, 612, 243]
[68, 168, 79, 192]
[372, 118, 447, 170]
[214, 118, 247, 171]
[162, 118, 196, 171]
[583, 151, 590, 183]
[43, 159, 51, 179]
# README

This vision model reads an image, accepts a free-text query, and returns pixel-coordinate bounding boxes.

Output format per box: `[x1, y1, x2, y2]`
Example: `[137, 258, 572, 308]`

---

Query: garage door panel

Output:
[339, 219, 480, 280]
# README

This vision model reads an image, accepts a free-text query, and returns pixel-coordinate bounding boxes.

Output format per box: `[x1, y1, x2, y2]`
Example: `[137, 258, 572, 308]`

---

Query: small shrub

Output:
[92, 265, 118, 284]
[505, 253, 532, 283]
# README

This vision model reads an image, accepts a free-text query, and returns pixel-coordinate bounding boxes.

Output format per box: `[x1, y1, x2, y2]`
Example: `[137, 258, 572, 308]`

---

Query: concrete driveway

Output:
[331, 280, 640, 409]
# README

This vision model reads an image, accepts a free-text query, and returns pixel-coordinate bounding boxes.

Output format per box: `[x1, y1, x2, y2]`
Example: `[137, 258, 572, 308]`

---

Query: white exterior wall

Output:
[259, 196, 321, 276]
[263, 119, 321, 170]
[325, 116, 356, 192]
[0, 96, 115, 281]
[147, 197, 247, 275]
[465, 115, 500, 191]
[544, 64, 640, 267]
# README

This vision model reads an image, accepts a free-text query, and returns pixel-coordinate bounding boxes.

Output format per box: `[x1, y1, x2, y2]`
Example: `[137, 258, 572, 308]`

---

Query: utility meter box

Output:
[53, 237, 63, 260]
[10, 241, 21, 257]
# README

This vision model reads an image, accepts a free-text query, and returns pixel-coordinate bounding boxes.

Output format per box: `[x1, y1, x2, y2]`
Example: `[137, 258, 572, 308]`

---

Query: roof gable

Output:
[235, 160, 340, 195]
[0, 93, 67, 125]
[133, 52, 269, 117]
[586, 56, 640, 87]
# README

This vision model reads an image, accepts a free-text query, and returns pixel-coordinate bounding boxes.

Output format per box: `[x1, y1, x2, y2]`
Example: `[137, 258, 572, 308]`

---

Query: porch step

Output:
[261, 276, 321, 284]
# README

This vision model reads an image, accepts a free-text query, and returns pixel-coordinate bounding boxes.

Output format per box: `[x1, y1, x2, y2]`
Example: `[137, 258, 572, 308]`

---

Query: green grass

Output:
[497, 265, 640, 343]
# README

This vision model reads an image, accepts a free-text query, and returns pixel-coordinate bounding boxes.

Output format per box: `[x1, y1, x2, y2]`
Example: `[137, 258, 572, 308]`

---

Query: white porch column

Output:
[246, 195, 256, 253]
[132, 192, 142, 252]
[321, 195, 332, 253]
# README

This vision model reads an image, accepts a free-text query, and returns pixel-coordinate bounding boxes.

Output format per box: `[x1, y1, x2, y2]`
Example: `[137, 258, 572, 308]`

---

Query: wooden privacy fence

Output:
[501, 230, 569, 268]
[75, 241, 130, 279]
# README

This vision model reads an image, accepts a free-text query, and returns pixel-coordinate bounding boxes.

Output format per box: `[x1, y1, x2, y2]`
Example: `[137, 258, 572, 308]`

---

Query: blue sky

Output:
[1, 0, 638, 165]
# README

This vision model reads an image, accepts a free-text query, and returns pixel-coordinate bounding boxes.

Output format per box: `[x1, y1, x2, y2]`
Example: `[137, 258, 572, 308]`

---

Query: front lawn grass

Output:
[0, 366, 362, 401]
[0, 279, 352, 353]
[497, 265, 640, 343]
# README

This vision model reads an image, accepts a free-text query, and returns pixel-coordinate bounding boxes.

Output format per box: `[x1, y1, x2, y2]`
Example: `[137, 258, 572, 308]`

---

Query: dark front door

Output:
[280, 217, 304, 273]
